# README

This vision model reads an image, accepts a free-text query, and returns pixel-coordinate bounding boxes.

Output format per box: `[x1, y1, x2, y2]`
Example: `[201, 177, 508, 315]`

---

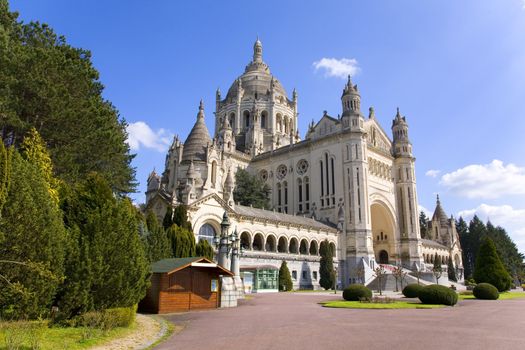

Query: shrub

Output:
[473, 283, 499, 300]
[473, 237, 512, 292]
[343, 284, 372, 301]
[418, 284, 458, 306]
[402, 284, 424, 298]
[72, 305, 136, 330]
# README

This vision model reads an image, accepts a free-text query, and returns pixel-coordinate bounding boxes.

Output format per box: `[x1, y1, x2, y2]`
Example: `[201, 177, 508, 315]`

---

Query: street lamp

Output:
[214, 211, 243, 274]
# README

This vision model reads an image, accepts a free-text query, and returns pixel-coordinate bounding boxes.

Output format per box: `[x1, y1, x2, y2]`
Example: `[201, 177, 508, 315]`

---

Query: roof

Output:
[421, 239, 448, 250]
[182, 102, 212, 162]
[151, 257, 234, 276]
[235, 205, 337, 231]
[431, 196, 449, 227]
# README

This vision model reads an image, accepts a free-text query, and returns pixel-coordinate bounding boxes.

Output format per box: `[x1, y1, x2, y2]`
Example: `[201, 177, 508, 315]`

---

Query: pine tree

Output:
[173, 205, 192, 231]
[456, 217, 472, 277]
[447, 256, 457, 282]
[419, 211, 429, 239]
[162, 207, 174, 231]
[432, 253, 443, 284]
[0, 140, 12, 216]
[233, 168, 271, 209]
[474, 237, 512, 292]
[196, 239, 214, 261]
[278, 260, 293, 291]
[167, 224, 196, 258]
[144, 211, 171, 263]
[0, 150, 66, 319]
[319, 240, 335, 290]
[59, 174, 149, 313]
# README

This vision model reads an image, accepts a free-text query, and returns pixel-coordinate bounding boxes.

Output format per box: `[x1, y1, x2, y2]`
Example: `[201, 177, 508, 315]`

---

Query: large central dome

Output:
[224, 39, 288, 101]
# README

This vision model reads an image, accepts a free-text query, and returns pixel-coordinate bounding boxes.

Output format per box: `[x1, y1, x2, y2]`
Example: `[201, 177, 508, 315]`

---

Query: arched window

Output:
[277, 236, 287, 253]
[211, 161, 217, 188]
[283, 181, 288, 214]
[284, 117, 289, 134]
[289, 238, 298, 254]
[198, 224, 216, 245]
[265, 235, 276, 252]
[304, 176, 310, 212]
[261, 111, 267, 128]
[243, 110, 250, 128]
[253, 233, 264, 251]
[277, 183, 282, 212]
[229, 112, 235, 129]
[297, 178, 303, 212]
[240, 232, 251, 250]
[276, 114, 282, 132]
[299, 239, 308, 254]
[329, 242, 336, 258]
[309, 241, 318, 255]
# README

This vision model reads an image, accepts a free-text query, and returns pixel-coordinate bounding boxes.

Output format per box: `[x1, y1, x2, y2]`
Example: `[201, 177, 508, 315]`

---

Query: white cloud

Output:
[418, 204, 432, 218]
[126, 121, 172, 152]
[440, 160, 525, 199]
[522, 0, 525, 9]
[457, 204, 525, 252]
[425, 169, 441, 178]
[313, 58, 360, 79]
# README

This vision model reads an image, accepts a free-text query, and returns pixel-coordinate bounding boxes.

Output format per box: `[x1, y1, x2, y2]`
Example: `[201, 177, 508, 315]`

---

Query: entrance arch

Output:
[370, 201, 397, 265]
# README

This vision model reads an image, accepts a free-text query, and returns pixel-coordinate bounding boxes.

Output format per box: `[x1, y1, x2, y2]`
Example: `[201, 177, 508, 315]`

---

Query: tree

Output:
[173, 205, 192, 231]
[0, 140, 12, 216]
[58, 174, 149, 315]
[373, 265, 387, 296]
[392, 266, 407, 292]
[447, 256, 457, 282]
[233, 168, 270, 209]
[419, 211, 429, 239]
[143, 211, 172, 263]
[473, 237, 512, 292]
[456, 217, 472, 277]
[196, 239, 214, 261]
[278, 260, 293, 291]
[319, 240, 335, 290]
[432, 253, 443, 285]
[167, 224, 196, 258]
[0, 2, 136, 194]
[0, 150, 65, 319]
[162, 207, 174, 231]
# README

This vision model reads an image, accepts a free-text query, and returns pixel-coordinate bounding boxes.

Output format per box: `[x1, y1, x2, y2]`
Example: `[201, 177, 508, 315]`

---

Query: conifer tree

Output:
[173, 205, 192, 231]
[473, 237, 512, 292]
[447, 256, 457, 282]
[162, 207, 174, 231]
[167, 224, 196, 258]
[196, 239, 215, 261]
[144, 211, 172, 263]
[278, 260, 293, 291]
[233, 168, 271, 209]
[59, 174, 149, 313]
[319, 240, 335, 290]
[0, 150, 65, 319]
[432, 253, 443, 284]
[0, 140, 12, 216]
[419, 211, 429, 239]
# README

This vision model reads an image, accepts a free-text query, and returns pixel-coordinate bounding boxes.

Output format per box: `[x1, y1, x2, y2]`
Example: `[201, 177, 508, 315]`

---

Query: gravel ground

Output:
[90, 314, 163, 350]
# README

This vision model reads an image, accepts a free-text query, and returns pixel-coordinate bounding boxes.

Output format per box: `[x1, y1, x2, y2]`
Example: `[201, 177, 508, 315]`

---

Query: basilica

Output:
[145, 39, 463, 290]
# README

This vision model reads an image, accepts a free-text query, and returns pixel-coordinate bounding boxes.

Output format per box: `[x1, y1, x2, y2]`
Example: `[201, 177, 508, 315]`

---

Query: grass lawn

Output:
[459, 291, 525, 300]
[320, 300, 444, 309]
[0, 320, 137, 350]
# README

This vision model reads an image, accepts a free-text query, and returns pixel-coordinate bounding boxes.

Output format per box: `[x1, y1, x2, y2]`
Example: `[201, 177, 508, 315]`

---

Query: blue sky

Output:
[10, 0, 525, 252]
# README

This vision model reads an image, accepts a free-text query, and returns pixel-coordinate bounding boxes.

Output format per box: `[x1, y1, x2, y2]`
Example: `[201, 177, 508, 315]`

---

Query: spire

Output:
[369, 106, 375, 119]
[253, 37, 263, 63]
[436, 194, 440, 205]
[198, 99, 204, 118]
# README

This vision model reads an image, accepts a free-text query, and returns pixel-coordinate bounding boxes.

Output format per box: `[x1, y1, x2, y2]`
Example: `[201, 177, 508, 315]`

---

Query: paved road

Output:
[156, 293, 525, 350]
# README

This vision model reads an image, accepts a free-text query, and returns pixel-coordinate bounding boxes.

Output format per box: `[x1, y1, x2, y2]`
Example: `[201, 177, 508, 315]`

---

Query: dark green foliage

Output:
[0, 150, 65, 319]
[473, 237, 512, 292]
[162, 207, 174, 231]
[196, 239, 214, 261]
[233, 168, 271, 209]
[172, 205, 192, 231]
[0, 2, 135, 194]
[319, 240, 335, 290]
[58, 174, 150, 316]
[402, 283, 424, 298]
[432, 253, 443, 284]
[0, 140, 12, 215]
[456, 217, 472, 277]
[447, 256, 457, 282]
[342, 284, 372, 301]
[166, 224, 196, 258]
[419, 211, 429, 239]
[473, 283, 499, 300]
[278, 261, 293, 291]
[143, 211, 171, 263]
[418, 285, 458, 306]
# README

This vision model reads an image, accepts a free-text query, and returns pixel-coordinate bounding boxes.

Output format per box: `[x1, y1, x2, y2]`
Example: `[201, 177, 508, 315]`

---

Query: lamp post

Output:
[214, 211, 243, 274]
[334, 266, 338, 294]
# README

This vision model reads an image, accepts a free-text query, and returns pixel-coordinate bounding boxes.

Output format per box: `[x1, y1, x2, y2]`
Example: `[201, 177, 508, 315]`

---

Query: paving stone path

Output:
[156, 292, 525, 350]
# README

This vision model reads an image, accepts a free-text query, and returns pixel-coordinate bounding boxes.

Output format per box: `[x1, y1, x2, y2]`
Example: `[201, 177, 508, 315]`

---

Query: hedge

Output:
[473, 283, 499, 300]
[343, 284, 372, 301]
[418, 285, 458, 306]
[402, 284, 424, 298]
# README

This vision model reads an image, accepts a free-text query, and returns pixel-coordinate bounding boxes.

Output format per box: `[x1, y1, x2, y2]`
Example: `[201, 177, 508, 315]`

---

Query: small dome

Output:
[181, 100, 212, 163]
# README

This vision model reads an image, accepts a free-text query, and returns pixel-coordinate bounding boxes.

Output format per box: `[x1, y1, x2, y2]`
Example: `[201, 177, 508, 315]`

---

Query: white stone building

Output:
[145, 39, 463, 290]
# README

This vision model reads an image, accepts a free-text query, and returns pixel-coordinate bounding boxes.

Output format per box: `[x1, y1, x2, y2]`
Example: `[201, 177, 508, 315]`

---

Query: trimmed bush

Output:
[343, 284, 372, 301]
[402, 284, 424, 298]
[473, 237, 512, 292]
[473, 283, 499, 300]
[418, 284, 458, 306]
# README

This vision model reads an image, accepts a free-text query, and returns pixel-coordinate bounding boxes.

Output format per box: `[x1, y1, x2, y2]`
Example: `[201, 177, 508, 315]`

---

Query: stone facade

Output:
[145, 39, 463, 289]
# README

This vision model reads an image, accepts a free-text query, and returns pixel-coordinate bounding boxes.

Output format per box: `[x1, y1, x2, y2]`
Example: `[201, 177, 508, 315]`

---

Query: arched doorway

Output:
[253, 233, 264, 251]
[371, 201, 397, 265]
[277, 236, 287, 253]
[379, 250, 389, 264]
[240, 232, 251, 250]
